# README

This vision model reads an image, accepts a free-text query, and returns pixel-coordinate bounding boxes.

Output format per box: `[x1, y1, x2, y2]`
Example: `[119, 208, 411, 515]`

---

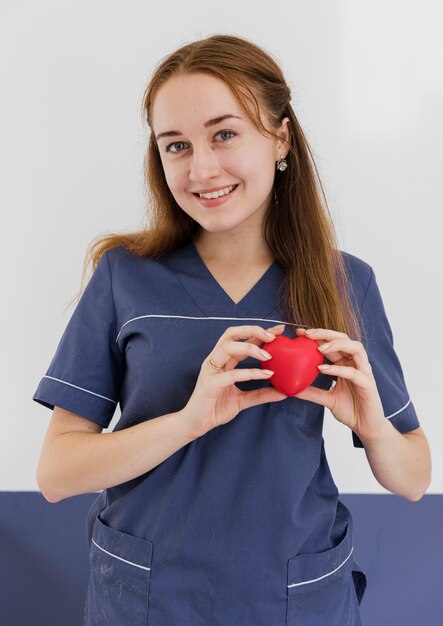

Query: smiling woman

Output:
[150, 72, 290, 257]
[33, 33, 429, 626]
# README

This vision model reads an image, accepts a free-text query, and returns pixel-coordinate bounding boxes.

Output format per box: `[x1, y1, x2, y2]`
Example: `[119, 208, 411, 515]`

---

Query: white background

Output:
[2, 0, 441, 493]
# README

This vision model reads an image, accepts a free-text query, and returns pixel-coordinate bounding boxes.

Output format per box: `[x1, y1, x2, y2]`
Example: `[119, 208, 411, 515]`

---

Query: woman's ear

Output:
[277, 116, 291, 157]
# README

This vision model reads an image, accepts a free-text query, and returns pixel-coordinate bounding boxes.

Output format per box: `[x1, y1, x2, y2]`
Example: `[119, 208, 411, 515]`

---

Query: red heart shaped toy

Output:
[260, 334, 324, 396]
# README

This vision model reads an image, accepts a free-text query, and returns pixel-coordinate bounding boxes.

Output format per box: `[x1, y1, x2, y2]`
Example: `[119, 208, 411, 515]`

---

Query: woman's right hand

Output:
[180, 324, 287, 439]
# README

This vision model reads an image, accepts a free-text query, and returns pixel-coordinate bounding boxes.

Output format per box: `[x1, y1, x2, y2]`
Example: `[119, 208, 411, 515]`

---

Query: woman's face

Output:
[151, 73, 290, 236]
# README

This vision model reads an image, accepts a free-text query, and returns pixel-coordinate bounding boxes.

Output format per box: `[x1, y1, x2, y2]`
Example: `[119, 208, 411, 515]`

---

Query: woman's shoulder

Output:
[105, 245, 161, 267]
[103, 244, 176, 290]
[338, 249, 374, 305]
[339, 249, 373, 281]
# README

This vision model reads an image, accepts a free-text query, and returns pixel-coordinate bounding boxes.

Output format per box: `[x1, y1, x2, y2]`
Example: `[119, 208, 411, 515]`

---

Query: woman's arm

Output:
[355, 424, 432, 501]
[36, 406, 196, 503]
[294, 327, 432, 502]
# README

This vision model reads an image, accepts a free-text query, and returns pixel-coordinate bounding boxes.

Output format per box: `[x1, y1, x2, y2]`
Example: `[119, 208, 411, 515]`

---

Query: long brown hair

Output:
[71, 34, 362, 342]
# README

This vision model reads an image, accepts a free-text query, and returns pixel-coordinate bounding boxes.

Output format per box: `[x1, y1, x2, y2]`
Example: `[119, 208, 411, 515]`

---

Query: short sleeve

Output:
[33, 250, 124, 428]
[352, 267, 420, 447]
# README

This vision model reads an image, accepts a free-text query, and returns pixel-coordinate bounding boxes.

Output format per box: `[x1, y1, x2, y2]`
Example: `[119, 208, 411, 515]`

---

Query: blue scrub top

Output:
[33, 241, 420, 626]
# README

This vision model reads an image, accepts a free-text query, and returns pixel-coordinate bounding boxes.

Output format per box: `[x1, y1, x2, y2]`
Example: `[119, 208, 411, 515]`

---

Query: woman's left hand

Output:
[295, 327, 387, 439]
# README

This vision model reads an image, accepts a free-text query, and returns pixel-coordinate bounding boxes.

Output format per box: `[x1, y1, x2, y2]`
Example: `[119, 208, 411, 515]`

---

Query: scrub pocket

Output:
[286, 522, 366, 626]
[83, 515, 154, 626]
[269, 396, 324, 439]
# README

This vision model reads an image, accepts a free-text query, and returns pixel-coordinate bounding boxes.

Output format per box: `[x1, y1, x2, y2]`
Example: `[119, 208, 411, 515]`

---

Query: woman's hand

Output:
[181, 324, 287, 439]
[295, 327, 386, 440]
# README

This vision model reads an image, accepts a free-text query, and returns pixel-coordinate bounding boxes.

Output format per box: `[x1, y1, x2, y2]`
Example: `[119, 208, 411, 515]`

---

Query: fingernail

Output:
[259, 349, 272, 359]
[306, 328, 316, 334]
[265, 324, 284, 338]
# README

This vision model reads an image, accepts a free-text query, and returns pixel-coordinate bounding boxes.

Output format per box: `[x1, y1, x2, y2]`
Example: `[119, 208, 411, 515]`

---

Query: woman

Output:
[34, 34, 431, 625]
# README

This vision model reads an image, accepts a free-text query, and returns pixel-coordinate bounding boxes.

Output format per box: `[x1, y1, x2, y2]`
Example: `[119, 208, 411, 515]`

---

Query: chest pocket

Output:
[83, 515, 154, 626]
[269, 395, 324, 438]
[286, 521, 365, 625]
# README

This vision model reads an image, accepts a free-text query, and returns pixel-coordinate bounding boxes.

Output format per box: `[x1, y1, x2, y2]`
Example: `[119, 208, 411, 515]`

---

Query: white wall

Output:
[2, 0, 441, 492]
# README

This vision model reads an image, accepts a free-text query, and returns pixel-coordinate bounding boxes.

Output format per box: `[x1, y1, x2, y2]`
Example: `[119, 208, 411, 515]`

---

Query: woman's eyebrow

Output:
[155, 114, 242, 141]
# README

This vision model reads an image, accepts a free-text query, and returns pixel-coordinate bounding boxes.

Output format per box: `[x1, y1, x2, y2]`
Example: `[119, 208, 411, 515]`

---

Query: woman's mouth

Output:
[193, 184, 239, 207]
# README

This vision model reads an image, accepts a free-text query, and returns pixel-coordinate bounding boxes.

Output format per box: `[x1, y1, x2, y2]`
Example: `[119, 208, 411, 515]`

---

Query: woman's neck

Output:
[192, 232, 274, 268]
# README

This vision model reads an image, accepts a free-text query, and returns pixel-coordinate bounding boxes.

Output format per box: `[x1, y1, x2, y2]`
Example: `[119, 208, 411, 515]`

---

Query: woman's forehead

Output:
[151, 73, 248, 132]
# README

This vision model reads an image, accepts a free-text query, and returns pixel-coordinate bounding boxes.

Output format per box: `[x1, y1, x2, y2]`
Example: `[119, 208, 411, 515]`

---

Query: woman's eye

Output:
[217, 130, 236, 141]
[166, 141, 188, 154]
[165, 130, 236, 155]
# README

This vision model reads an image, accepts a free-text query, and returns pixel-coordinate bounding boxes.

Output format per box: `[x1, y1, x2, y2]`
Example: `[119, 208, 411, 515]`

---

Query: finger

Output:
[317, 339, 370, 372]
[222, 339, 274, 369]
[223, 324, 283, 343]
[291, 385, 335, 411]
[296, 327, 348, 358]
[317, 363, 373, 390]
[240, 325, 285, 357]
[209, 367, 275, 388]
[253, 323, 286, 344]
[296, 328, 367, 371]
[238, 387, 287, 412]
[296, 327, 348, 341]
[209, 324, 284, 371]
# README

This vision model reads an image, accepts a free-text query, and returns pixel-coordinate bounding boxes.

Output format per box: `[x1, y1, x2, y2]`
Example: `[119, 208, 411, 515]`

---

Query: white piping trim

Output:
[116, 314, 301, 342]
[92, 538, 151, 571]
[385, 399, 411, 420]
[288, 546, 354, 589]
[43, 376, 117, 404]
[115, 317, 413, 418]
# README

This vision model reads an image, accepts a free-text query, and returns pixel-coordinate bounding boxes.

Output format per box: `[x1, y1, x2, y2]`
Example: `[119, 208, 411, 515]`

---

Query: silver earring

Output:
[276, 155, 288, 172]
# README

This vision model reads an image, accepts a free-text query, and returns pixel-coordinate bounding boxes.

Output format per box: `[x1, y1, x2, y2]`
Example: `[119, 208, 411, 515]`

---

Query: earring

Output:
[276, 155, 288, 172]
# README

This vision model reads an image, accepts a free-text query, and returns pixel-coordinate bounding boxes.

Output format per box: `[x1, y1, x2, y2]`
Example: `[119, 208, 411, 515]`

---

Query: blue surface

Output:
[0, 492, 441, 625]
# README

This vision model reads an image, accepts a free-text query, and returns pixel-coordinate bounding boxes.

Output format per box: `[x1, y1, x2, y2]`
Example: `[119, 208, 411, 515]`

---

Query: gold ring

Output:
[208, 357, 224, 370]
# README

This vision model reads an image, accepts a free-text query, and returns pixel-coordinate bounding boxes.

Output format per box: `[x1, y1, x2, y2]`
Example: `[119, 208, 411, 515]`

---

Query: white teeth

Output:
[198, 184, 236, 199]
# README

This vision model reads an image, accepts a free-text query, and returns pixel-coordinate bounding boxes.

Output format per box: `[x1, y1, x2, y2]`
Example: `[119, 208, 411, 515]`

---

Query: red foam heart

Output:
[260, 335, 324, 396]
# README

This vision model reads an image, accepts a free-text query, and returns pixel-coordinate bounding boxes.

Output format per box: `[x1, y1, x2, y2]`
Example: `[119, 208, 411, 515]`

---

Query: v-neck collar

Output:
[164, 240, 286, 318]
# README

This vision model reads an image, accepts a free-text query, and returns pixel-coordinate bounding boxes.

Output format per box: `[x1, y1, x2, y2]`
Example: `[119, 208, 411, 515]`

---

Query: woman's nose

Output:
[188, 146, 221, 181]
